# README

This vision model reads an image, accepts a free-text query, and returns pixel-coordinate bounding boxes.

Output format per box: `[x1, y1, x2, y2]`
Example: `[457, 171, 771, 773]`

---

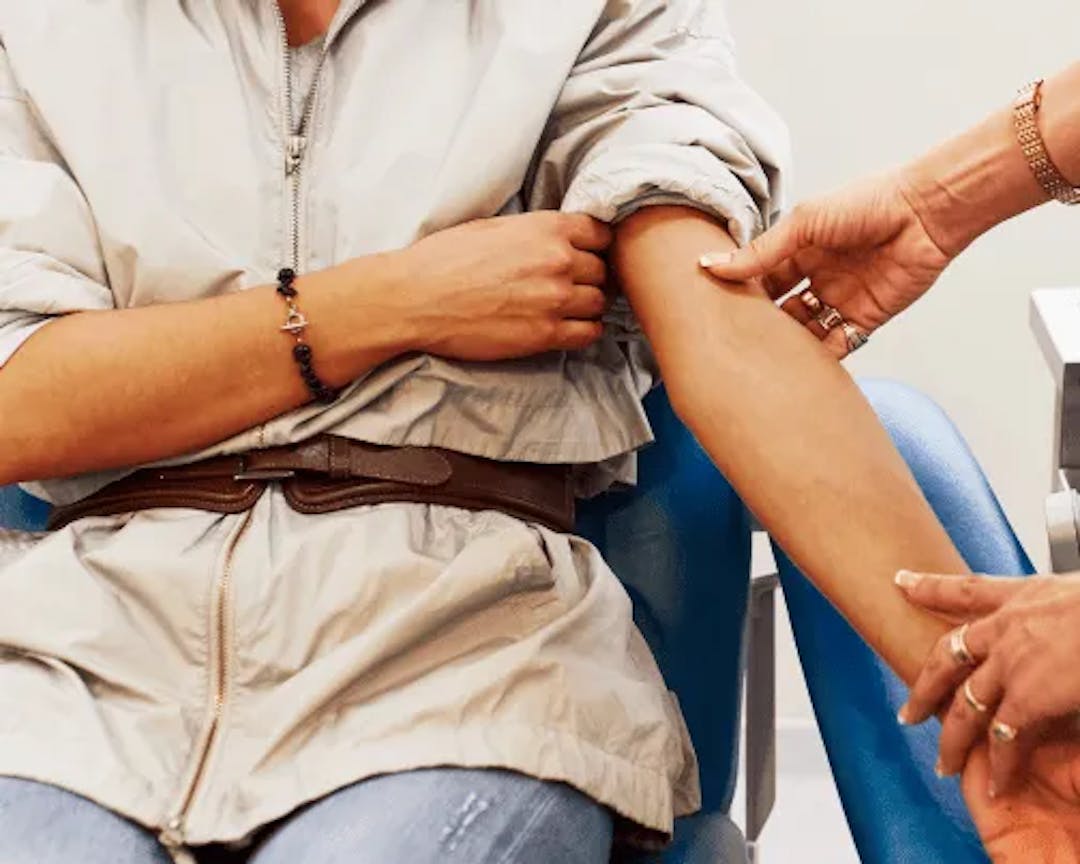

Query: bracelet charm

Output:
[276, 268, 337, 405]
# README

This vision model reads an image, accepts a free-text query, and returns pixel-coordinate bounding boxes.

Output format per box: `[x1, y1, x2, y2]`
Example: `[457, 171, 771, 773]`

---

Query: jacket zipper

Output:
[277, 8, 328, 271]
[158, 510, 253, 858]
[159, 14, 330, 855]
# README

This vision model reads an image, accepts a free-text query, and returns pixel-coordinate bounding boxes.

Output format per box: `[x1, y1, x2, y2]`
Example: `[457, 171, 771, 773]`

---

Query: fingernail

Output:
[934, 761, 947, 779]
[897, 706, 910, 725]
[988, 782, 997, 799]
[895, 570, 922, 589]
[699, 252, 732, 268]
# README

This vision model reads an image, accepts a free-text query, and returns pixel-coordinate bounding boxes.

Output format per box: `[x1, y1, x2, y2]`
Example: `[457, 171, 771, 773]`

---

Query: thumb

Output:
[699, 213, 805, 281]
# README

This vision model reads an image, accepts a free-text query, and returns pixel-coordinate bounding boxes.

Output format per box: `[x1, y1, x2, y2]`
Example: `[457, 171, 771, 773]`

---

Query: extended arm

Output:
[616, 205, 964, 683]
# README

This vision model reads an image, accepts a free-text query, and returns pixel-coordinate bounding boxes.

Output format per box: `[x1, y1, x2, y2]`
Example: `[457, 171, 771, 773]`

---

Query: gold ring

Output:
[800, 289, 824, 316]
[991, 719, 1019, 743]
[962, 679, 989, 714]
[949, 623, 976, 667]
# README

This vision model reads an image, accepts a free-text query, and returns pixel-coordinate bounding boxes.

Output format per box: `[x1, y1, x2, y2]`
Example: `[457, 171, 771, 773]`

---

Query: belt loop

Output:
[329, 436, 351, 479]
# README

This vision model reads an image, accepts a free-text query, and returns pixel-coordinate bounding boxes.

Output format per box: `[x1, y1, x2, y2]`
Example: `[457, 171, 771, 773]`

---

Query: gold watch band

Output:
[1015, 79, 1080, 206]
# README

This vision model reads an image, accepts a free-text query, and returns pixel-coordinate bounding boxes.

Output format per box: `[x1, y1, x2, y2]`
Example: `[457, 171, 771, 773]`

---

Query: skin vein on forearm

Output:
[907, 61, 1080, 255]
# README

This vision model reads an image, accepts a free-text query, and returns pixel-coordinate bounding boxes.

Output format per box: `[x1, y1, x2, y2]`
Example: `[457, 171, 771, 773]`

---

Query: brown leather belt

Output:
[47, 436, 575, 534]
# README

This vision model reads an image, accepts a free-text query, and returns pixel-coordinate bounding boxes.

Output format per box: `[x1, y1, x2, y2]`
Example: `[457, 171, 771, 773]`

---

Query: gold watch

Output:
[1015, 79, 1080, 206]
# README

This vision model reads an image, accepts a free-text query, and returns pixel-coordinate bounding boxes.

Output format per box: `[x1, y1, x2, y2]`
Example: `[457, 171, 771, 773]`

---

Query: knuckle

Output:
[994, 604, 1019, 634]
[569, 320, 603, 346]
[544, 245, 575, 275]
[907, 576, 933, 602]
[1002, 619, 1039, 656]
[553, 212, 582, 236]
[926, 635, 952, 673]
[546, 280, 575, 309]
[947, 690, 970, 724]
[958, 577, 980, 607]
[1016, 618, 1041, 644]
[535, 318, 561, 344]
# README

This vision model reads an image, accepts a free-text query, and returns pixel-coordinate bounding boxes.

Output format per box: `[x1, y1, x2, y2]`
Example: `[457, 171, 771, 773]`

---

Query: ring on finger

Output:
[800, 289, 824, 316]
[962, 678, 990, 714]
[990, 719, 1019, 743]
[815, 305, 845, 333]
[841, 321, 870, 354]
[949, 623, 977, 667]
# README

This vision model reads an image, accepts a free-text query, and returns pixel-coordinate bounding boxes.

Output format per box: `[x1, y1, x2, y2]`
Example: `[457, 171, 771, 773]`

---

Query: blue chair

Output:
[0, 380, 1029, 862]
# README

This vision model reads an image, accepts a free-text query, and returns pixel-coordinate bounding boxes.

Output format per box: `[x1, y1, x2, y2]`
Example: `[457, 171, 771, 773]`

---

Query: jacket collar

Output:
[323, 0, 370, 47]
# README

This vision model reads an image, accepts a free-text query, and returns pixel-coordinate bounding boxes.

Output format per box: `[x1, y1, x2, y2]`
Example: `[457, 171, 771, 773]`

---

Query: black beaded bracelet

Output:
[276, 268, 337, 405]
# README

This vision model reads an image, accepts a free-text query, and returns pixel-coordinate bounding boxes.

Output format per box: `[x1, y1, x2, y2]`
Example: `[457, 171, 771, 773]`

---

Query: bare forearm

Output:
[616, 207, 965, 682]
[0, 257, 409, 484]
[906, 62, 1080, 255]
[0, 210, 616, 484]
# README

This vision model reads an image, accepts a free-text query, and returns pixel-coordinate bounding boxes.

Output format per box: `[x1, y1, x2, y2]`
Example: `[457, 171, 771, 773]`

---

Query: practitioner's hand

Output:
[699, 172, 952, 358]
[962, 737, 1080, 863]
[897, 571, 1080, 795]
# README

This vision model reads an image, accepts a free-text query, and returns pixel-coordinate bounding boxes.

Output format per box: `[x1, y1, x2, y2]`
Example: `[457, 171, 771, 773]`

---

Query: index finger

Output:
[700, 215, 803, 281]
[560, 213, 613, 252]
[895, 571, 1027, 618]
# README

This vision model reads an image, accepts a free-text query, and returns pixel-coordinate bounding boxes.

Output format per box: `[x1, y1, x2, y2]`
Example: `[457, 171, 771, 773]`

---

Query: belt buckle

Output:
[233, 456, 296, 482]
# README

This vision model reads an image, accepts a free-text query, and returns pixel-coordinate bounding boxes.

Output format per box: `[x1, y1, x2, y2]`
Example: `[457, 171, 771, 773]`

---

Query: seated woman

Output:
[0, 1, 1071, 862]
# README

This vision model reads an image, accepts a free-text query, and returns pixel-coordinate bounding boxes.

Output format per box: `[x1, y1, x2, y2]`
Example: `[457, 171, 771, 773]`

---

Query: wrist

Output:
[901, 107, 1047, 258]
[372, 244, 445, 355]
[1039, 64, 1080, 188]
[299, 255, 418, 384]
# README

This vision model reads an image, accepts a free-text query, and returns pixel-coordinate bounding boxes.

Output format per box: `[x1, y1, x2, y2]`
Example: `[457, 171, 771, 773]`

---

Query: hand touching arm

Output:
[702, 62, 1080, 354]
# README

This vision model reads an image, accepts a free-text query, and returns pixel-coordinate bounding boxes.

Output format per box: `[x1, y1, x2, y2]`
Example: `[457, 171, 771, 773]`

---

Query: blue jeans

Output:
[0, 769, 613, 864]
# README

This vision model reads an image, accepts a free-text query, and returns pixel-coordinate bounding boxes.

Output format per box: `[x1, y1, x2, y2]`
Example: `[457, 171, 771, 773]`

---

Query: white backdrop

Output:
[724, 0, 1080, 722]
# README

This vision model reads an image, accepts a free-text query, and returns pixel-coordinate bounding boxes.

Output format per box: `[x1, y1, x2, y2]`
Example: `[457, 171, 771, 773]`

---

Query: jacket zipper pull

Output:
[285, 134, 306, 175]
[159, 817, 198, 864]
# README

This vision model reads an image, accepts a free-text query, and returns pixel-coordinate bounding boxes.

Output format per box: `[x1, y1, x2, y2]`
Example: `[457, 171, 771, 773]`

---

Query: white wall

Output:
[725, 0, 1080, 723]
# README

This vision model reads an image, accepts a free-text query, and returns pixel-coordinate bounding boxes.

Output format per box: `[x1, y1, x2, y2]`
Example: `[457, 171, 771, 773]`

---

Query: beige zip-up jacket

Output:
[0, 0, 787, 857]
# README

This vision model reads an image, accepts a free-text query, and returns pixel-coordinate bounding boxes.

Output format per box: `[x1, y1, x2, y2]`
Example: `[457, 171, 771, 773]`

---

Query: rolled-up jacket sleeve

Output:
[527, 0, 790, 244]
[0, 45, 112, 368]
